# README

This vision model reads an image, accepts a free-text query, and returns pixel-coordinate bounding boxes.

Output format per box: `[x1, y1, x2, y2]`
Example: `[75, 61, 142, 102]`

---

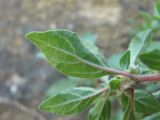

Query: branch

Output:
[136, 74, 160, 82]
[0, 97, 47, 120]
[86, 61, 160, 82]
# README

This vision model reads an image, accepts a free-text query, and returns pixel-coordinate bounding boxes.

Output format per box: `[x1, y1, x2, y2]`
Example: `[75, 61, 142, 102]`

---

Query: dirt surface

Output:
[0, 0, 156, 120]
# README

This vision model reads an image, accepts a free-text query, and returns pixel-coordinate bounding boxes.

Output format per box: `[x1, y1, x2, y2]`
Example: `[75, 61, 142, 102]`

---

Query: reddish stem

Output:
[83, 60, 160, 82]
[136, 74, 160, 82]
[95, 64, 160, 82]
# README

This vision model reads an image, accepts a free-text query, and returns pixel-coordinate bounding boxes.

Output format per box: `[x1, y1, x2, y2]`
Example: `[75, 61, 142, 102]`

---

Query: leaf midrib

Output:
[42, 89, 104, 109]
[32, 37, 105, 70]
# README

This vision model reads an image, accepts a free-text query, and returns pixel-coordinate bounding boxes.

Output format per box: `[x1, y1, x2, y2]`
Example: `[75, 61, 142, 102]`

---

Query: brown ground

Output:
[0, 0, 156, 120]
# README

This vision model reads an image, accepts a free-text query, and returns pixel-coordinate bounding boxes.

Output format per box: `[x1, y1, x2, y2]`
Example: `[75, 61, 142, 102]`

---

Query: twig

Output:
[136, 74, 160, 82]
[93, 64, 160, 82]
[0, 97, 47, 120]
[82, 59, 160, 82]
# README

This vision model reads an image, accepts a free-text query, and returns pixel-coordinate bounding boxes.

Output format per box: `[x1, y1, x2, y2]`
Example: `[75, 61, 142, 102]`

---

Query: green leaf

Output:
[88, 96, 111, 120]
[39, 87, 104, 115]
[128, 29, 151, 66]
[135, 90, 160, 114]
[139, 49, 160, 70]
[26, 30, 109, 78]
[120, 50, 130, 70]
[109, 78, 122, 92]
[143, 112, 160, 120]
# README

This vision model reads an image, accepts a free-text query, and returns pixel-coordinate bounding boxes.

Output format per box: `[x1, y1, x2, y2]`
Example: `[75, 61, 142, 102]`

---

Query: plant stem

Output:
[83, 59, 160, 82]
[89, 62, 160, 82]
[129, 88, 135, 112]
[136, 74, 160, 82]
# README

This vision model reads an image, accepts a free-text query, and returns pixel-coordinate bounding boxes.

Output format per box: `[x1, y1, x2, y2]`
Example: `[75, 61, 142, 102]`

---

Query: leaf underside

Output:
[39, 87, 103, 115]
[26, 30, 110, 78]
[128, 29, 151, 66]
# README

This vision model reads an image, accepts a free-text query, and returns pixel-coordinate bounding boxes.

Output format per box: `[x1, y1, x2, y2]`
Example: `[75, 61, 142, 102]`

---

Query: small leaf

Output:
[128, 29, 151, 66]
[139, 49, 160, 70]
[26, 30, 110, 78]
[109, 78, 122, 92]
[135, 90, 160, 114]
[120, 50, 130, 70]
[88, 96, 111, 120]
[39, 87, 104, 115]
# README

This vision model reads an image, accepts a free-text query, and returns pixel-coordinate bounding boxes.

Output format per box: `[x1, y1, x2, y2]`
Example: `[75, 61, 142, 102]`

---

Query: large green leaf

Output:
[139, 49, 160, 70]
[135, 90, 160, 114]
[128, 29, 151, 66]
[26, 30, 109, 78]
[88, 96, 111, 120]
[39, 87, 104, 115]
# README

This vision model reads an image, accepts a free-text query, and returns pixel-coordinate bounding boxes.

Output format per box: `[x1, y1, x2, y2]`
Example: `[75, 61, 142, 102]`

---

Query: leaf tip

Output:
[38, 102, 46, 110]
[25, 31, 39, 41]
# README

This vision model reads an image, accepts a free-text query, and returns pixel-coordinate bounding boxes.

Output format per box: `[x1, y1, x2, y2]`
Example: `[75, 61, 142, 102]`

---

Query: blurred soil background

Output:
[0, 0, 156, 120]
